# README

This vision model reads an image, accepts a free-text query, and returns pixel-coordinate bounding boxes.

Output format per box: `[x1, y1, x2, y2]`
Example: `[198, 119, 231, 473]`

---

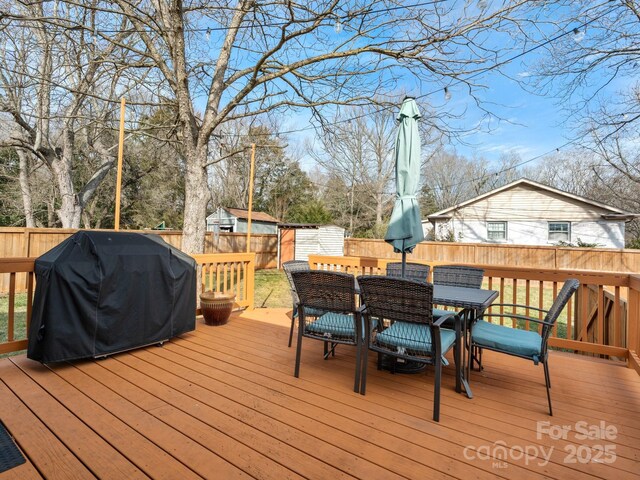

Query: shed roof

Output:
[278, 223, 344, 230]
[221, 207, 280, 223]
[426, 178, 636, 220]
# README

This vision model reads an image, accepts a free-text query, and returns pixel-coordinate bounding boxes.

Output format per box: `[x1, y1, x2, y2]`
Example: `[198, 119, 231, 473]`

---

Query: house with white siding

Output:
[423, 179, 636, 248]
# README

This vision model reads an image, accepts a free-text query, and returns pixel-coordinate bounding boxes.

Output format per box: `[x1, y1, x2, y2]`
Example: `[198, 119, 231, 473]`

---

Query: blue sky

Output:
[274, 3, 632, 171]
[447, 68, 570, 162]
[295, 67, 576, 170]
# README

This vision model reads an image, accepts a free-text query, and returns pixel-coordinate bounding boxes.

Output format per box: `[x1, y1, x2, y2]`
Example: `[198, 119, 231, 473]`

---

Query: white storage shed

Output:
[278, 224, 345, 268]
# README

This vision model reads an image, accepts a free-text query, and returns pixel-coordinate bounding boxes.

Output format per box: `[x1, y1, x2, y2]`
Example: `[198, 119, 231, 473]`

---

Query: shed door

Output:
[280, 228, 295, 266]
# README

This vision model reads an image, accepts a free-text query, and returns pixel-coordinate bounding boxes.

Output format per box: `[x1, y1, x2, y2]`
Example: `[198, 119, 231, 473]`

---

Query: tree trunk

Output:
[376, 191, 383, 225]
[51, 158, 81, 228]
[181, 146, 210, 254]
[16, 149, 35, 227]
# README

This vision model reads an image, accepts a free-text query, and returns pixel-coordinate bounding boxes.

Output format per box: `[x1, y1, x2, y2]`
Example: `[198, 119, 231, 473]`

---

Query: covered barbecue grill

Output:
[28, 230, 196, 363]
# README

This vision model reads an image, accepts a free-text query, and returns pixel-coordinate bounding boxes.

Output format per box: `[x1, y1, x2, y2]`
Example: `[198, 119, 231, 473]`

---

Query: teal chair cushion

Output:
[432, 307, 454, 318]
[374, 322, 456, 355]
[472, 320, 542, 361]
[294, 306, 326, 318]
[306, 312, 356, 338]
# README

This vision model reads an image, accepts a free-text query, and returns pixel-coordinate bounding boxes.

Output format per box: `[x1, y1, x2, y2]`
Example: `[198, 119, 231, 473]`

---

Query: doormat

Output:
[0, 422, 25, 473]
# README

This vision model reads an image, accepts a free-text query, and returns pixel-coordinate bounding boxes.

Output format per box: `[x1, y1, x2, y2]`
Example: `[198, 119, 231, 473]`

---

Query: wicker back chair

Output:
[357, 275, 461, 421]
[282, 260, 311, 347]
[432, 265, 486, 330]
[433, 265, 484, 288]
[291, 270, 362, 393]
[385, 262, 430, 283]
[470, 278, 579, 416]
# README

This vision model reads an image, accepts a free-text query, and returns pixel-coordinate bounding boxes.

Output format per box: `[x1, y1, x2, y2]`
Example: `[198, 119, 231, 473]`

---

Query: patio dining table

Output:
[432, 284, 499, 399]
[354, 278, 498, 397]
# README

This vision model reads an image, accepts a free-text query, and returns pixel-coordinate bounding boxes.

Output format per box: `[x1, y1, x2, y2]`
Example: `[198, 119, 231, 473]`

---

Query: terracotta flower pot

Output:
[200, 291, 236, 326]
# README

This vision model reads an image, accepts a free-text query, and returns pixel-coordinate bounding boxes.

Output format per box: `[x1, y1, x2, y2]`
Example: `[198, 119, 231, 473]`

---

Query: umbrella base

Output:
[381, 355, 428, 374]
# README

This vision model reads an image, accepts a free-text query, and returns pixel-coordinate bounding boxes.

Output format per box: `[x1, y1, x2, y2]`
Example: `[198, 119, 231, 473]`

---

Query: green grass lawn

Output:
[480, 279, 570, 339]
[0, 293, 28, 358]
[254, 269, 292, 309]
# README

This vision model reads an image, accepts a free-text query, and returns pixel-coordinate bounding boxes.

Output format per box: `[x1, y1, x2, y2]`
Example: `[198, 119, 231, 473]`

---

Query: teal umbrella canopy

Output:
[384, 97, 425, 254]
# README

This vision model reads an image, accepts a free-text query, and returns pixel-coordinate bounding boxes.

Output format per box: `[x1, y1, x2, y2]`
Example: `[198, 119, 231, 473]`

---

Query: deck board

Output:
[0, 308, 638, 480]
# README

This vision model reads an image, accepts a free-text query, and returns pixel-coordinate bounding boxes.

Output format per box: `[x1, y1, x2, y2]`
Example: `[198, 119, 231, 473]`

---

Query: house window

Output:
[549, 222, 570, 242]
[487, 221, 507, 241]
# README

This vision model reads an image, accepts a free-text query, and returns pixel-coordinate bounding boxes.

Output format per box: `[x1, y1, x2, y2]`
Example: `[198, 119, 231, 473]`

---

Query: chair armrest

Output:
[478, 312, 554, 327]
[434, 312, 457, 327]
[487, 303, 549, 314]
[358, 304, 368, 314]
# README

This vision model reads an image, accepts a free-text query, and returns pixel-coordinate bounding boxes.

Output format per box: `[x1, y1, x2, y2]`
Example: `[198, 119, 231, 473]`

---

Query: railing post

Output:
[628, 276, 640, 370]
[246, 253, 255, 310]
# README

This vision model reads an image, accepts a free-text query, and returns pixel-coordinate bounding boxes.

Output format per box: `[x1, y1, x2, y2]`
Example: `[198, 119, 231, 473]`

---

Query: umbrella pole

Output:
[402, 251, 406, 278]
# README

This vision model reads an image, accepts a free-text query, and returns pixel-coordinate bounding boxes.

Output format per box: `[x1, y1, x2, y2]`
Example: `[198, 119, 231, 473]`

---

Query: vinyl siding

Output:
[432, 219, 625, 248]
[456, 184, 613, 221]
[295, 226, 345, 260]
[234, 220, 278, 234]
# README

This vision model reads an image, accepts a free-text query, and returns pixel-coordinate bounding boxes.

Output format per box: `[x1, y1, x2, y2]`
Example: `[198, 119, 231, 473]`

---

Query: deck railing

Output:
[0, 253, 255, 355]
[627, 275, 640, 374]
[309, 254, 640, 373]
[192, 253, 256, 310]
[0, 258, 34, 355]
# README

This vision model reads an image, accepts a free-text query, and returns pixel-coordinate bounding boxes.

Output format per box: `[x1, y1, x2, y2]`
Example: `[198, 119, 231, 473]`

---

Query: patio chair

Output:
[291, 270, 362, 393]
[357, 275, 461, 422]
[433, 265, 484, 289]
[432, 265, 485, 317]
[470, 278, 579, 416]
[386, 262, 430, 283]
[432, 265, 486, 367]
[282, 260, 310, 347]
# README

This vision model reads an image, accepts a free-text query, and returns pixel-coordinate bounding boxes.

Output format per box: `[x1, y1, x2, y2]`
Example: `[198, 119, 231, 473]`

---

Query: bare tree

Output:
[0, 1, 148, 227]
[102, 0, 536, 252]
[309, 103, 400, 236]
[310, 112, 370, 234]
[521, 1, 640, 179]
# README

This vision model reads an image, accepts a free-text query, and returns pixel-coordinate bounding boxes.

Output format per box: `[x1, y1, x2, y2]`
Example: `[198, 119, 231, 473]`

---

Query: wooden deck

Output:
[1, 308, 639, 480]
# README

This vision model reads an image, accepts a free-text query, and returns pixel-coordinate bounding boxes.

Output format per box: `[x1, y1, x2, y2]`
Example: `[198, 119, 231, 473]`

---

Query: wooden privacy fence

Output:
[0, 253, 256, 355]
[0, 228, 276, 293]
[308, 255, 640, 372]
[345, 238, 640, 273]
[0, 227, 277, 265]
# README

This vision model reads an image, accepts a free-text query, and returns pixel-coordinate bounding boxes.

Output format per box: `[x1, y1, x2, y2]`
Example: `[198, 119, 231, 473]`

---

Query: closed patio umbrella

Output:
[384, 97, 424, 276]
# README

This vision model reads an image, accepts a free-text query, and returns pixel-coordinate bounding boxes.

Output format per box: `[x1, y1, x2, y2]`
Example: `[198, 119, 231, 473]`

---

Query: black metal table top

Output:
[432, 285, 499, 310]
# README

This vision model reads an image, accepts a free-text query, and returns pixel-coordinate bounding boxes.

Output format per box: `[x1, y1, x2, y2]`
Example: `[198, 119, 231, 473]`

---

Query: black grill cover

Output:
[27, 231, 196, 363]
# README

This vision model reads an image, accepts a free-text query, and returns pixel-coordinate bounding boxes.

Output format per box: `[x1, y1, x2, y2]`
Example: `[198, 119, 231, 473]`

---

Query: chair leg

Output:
[377, 352, 383, 370]
[433, 356, 442, 422]
[288, 311, 295, 348]
[323, 342, 337, 359]
[354, 342, 362, 393]
[453, 337, 461, 394]
[543, 360, 553, 416]
[294, 319, 304, 378]
[467, 340, 474, 382]
[545, 361, 551, 389]
[360, 347, 369, 395]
